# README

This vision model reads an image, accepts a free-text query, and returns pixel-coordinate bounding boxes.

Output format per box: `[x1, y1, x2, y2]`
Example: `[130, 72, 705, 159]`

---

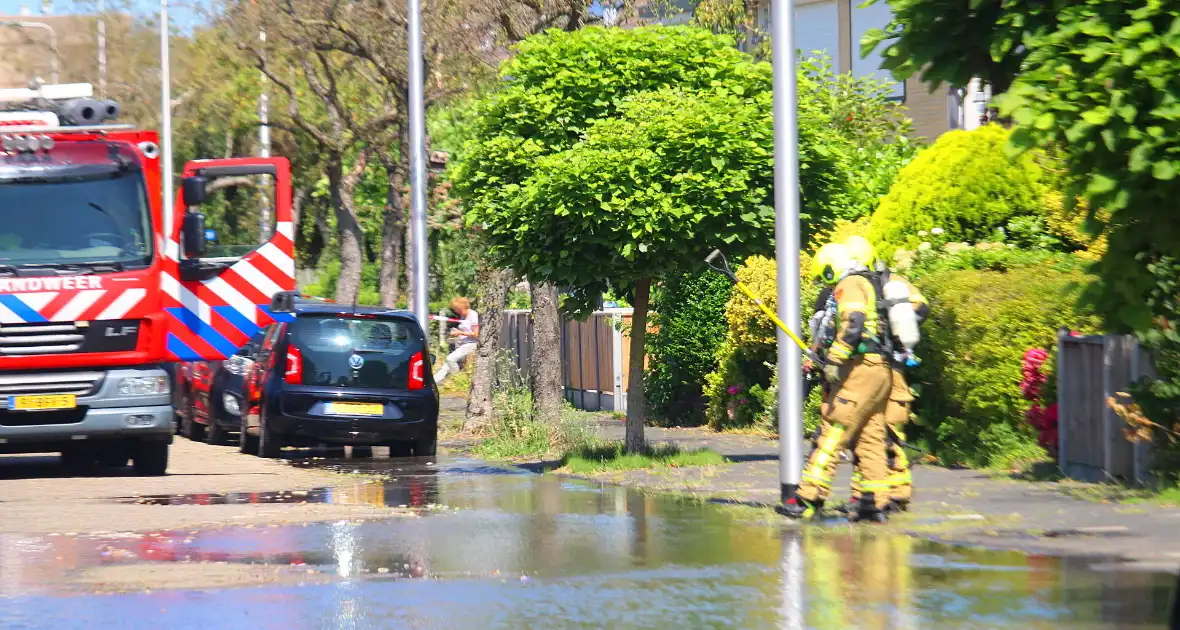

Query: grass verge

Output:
[470, 385, 598, 460]
[560, 442, 726, 474]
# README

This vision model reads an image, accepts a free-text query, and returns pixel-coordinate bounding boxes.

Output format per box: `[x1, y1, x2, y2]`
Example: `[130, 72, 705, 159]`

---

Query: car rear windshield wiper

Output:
[0, 264, 20, 277]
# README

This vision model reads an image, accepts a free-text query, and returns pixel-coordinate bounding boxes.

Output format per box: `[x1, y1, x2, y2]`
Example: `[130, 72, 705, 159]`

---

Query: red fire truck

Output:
[0, 82, 294, 474]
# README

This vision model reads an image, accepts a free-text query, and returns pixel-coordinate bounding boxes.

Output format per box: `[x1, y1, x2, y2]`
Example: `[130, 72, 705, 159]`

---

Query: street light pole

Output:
[770, 0, 803, 506]
[160, 0, 174, 240]
[407, 0, 429, 330]
[97, 0, 106, 96]
[258, 29, 271, 242]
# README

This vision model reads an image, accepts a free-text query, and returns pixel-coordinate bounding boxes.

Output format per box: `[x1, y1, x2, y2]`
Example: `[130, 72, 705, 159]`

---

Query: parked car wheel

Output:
[388, 441, 413, 458]
[257, 407, 284, 459]
[132, 442, 169, 476]
[413, 434, 437, 457]
[239, 412, 259, 454]
[181, 391, 206, 442]
[206, 398, 232, 445]
[350, 445, 374, 458]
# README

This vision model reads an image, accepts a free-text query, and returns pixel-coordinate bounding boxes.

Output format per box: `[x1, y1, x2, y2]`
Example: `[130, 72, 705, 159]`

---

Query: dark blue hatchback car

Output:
[241, 298, 439, 459]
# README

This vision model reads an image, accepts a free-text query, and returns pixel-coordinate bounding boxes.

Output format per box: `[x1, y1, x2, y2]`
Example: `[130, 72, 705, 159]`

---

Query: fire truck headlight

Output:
[119, 376, 170, 396]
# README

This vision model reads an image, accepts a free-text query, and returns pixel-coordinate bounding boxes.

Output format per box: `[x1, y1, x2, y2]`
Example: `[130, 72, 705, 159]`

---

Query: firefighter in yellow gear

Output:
[842, 235, 929, 512]
[780, 242, 892, 522]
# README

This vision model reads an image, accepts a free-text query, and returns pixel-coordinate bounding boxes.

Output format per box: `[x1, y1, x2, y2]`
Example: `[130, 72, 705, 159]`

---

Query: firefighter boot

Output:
[848, 492, 888, 524]
[776, 496, 824, 519]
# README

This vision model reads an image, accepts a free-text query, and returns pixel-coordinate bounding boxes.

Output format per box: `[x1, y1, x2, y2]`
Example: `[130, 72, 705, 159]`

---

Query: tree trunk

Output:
[625, 278, 651, 453]
[291, 187, 310, 232]
[327, 154, 365, 305]
[529, 282, 564, 423]
[378, 147, 407, 308]
[466, 267, 515, 430]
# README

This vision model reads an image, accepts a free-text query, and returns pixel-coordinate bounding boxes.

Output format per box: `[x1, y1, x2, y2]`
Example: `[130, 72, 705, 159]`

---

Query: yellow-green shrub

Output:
[869, 125, 1045, 259]
[1041, 191, 1108, 260]
[703, 255, 823, 432]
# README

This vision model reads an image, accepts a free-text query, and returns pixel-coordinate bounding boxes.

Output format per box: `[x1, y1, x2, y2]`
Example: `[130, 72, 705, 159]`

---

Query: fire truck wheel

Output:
[96, 444, 131, 468]
[257, 409, 284, 459]
[133, 442, 169, 476]
[60, 445, 95, 473]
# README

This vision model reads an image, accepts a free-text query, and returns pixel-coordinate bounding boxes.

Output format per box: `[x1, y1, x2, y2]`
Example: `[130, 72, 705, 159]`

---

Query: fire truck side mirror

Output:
[269, 291, 297, 314]
[182, 175, 208, 206]
[182, 211, 208, 258]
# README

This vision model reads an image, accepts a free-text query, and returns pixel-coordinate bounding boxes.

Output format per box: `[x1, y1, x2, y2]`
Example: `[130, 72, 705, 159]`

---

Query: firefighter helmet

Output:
[844, 235, 876, 271]
[812, 243, 851, 287]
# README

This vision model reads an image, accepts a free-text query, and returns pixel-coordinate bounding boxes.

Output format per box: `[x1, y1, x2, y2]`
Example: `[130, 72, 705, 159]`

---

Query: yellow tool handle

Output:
[733, 281, 811, 355]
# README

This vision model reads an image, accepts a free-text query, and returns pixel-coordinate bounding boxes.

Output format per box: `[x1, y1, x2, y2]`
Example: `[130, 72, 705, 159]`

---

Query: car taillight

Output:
[409, 351, 425, 390]
[286, 345, 303, 384]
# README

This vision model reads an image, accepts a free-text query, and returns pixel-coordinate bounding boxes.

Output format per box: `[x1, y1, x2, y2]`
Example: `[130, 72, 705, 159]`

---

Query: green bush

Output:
[302, 259, 383, 306]
[869, 125, 1046, 259]
[646, 270, 732, 426]
[911, 253, 1101, 467]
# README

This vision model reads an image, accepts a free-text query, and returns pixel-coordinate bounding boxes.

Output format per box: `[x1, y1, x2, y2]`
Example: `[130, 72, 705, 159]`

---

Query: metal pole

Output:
[407, 0, 429, 330]
[258, 29, 271, 242]
[771, 0, 803, 505]
[97, 0, 106, 96]
[160, 0, 174, 240]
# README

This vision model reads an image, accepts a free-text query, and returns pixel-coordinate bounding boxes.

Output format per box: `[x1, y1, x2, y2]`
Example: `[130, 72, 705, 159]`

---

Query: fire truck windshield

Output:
[0, 168, 153, 271]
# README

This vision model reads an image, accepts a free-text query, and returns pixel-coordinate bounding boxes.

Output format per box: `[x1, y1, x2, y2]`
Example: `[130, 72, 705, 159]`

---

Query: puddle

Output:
[0, 456, 1175, 629]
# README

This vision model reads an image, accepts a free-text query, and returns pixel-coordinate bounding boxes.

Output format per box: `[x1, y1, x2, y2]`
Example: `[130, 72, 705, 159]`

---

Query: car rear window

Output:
[289, 315, 424, 389]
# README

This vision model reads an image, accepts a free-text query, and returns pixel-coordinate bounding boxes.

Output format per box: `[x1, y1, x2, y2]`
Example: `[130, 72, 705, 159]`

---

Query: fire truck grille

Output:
[0, 322, 85, 355]
[0, 371, 104, 399]
[0, 320, 140, 356]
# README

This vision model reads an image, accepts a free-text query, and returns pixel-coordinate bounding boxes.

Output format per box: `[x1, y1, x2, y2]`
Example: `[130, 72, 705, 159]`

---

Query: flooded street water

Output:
[0, 456, 1174, 629]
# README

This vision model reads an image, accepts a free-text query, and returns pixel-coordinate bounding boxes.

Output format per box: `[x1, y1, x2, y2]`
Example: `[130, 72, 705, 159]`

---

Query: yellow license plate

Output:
[10, 394, 77, 411]
[326, 402, 383, 417]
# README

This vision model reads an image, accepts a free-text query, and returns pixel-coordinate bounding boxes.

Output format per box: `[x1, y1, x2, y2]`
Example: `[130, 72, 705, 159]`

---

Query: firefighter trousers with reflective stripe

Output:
[885, 365, 914, 503]
[798, 354, 891, 509]
[851, 367, 914, 504]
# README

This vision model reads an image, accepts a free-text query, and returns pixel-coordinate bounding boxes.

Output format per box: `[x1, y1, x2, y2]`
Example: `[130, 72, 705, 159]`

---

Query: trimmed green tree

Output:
[457, 26, 811, 450]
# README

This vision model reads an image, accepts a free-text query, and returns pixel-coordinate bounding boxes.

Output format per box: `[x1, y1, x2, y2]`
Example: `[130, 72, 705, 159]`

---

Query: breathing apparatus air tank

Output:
[884, 278, 920, 367]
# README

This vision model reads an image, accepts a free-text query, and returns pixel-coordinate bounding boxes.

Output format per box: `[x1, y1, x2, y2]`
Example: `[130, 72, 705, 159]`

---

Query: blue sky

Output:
[0, 0, 205, 31]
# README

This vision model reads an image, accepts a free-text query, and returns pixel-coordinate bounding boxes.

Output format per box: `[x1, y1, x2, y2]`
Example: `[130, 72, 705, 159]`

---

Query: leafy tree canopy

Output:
[457, 26, 784, 309]
[859, 0, 1069, 92]
[996, 0, 1180, 331]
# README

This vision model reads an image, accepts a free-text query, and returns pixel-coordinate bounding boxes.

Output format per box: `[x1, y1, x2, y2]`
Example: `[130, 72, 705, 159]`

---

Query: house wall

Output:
[751, 0, 954, 142]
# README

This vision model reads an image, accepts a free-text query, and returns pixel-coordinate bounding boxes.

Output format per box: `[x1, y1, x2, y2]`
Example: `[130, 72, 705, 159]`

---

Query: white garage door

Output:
[795, 0, 839, 68]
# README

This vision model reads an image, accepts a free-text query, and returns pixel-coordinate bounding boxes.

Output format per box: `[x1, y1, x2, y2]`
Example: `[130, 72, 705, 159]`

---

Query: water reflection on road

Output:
[0, 457, 1173, 629]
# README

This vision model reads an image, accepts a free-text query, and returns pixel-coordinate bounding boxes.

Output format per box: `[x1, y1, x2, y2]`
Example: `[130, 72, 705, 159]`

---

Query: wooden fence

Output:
[500, 309, 637, 413]
[1057, 332, 1155, 484]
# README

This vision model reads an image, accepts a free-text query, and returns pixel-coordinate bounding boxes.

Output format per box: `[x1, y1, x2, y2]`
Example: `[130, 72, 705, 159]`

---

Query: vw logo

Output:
[348, 354, 365, 370]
